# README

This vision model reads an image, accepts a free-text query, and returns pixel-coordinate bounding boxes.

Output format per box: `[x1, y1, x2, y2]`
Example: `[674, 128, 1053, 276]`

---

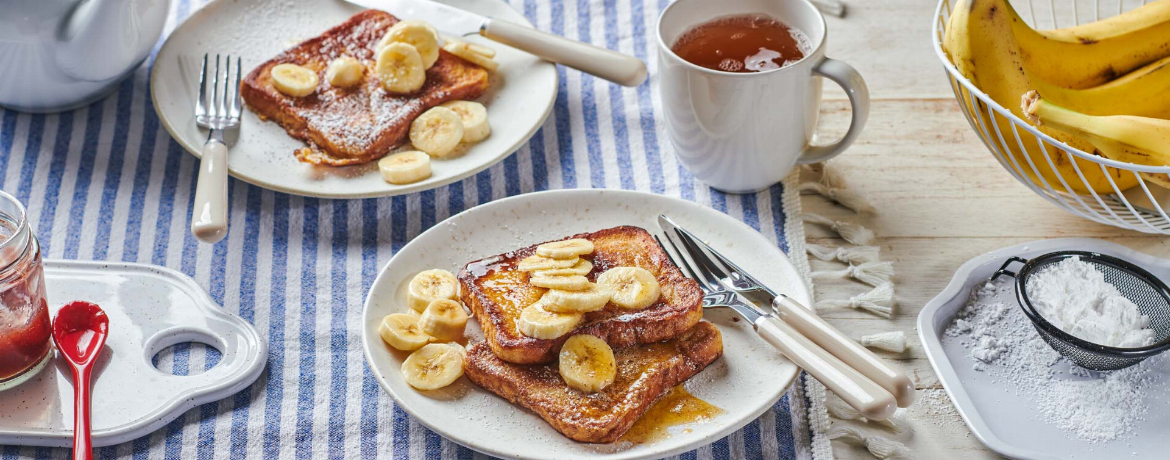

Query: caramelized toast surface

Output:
[241, 10, 490, 166]
[458, 226, 704, 364]
[464, 321, 723, 443]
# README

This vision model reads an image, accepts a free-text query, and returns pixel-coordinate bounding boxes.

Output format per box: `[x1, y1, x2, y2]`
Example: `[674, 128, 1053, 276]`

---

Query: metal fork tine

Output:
[211, 54, 221, 120]
[196, 54, 208, 122]
[659, 232, 713, 291]
[674, 227, 732, 280]
[654, 235, 693, 282]
[673, 228, 729, 286]
[222, 56, 232, 121]
[231, 56, 242, 120]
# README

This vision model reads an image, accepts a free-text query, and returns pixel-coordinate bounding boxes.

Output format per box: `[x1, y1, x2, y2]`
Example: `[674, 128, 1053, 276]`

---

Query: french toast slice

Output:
[464, 321, 723, 443]
[240, 10, 490, 166]
[458, 226, 704, 364]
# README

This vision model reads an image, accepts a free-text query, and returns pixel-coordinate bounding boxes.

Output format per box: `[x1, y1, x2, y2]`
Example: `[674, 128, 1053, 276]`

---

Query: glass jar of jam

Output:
[0, 190, 51, 391]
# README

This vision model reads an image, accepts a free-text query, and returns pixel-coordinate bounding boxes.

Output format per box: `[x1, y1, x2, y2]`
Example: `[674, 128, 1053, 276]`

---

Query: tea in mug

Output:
[671, 14, 810, 73]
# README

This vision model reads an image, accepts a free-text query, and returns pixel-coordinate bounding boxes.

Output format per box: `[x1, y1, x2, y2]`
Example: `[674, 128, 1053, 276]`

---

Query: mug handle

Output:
[798, 57, 870, 164]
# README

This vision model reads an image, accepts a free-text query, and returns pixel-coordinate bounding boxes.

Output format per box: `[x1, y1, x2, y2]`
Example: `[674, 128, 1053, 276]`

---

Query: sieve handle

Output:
[991, 256, 1028, 281]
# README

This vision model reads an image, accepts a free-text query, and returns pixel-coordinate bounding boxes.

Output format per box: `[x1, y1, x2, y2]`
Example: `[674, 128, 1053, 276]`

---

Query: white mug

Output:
[656, 0, 869, 193]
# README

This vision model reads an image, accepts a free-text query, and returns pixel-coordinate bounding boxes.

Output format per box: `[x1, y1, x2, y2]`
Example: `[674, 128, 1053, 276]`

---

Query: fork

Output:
[655, 233, 897, 420]
[191, 54, 241, 244]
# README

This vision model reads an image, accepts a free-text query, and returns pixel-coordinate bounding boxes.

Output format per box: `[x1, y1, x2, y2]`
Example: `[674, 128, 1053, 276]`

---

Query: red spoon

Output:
[51, 301, 109, 460]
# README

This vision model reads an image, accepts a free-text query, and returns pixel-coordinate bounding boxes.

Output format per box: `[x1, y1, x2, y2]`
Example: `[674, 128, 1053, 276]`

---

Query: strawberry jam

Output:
[0, 191, 50, 390]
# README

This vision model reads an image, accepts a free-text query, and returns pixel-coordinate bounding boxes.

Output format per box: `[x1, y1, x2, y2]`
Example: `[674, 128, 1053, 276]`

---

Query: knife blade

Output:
[349, 0, 487, 37]
[343, 0, 647, 86]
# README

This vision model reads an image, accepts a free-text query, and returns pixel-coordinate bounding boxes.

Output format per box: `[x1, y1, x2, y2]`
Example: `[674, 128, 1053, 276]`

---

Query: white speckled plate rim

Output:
[150, 0, 558, 199]
[361, 181, 826, 460]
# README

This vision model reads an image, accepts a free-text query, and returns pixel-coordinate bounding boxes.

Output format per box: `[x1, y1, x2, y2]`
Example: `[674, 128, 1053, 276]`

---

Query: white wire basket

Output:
[932, 0, 1170, 234]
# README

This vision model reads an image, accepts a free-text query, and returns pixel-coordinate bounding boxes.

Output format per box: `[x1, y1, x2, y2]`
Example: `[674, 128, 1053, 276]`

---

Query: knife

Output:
[346, 0, 648, 87]
[657, 215, 917, 408]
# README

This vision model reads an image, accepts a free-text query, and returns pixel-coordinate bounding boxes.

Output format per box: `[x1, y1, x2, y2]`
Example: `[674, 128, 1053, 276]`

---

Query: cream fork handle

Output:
[191, 139, 228, 244]
[755, 315, 896, 420]
[772, 295, 917, 407]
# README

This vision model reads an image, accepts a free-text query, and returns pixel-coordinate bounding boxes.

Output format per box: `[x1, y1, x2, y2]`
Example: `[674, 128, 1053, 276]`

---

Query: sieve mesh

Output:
[994, 252, 1170, 371]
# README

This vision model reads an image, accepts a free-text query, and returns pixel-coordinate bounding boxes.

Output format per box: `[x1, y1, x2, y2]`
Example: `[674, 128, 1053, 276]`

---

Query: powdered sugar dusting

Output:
[943, 280, 1165, 443]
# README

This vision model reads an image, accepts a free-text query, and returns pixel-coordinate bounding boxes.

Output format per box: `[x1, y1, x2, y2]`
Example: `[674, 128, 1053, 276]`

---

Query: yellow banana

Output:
[945, 0, 1138, 194]
[1010, 0, 1170, 89]
[1022, 91, 1170, 189]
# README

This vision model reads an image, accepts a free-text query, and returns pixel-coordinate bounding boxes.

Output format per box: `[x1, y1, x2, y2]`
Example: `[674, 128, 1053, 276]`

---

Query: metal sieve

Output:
[992, 251, 1170, 371]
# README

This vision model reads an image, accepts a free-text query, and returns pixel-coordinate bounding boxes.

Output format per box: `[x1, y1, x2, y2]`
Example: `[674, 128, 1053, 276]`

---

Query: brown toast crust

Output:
[458, 226, 705, 364]
[240, 10, 490, 166]
[464, 321, 723, 443]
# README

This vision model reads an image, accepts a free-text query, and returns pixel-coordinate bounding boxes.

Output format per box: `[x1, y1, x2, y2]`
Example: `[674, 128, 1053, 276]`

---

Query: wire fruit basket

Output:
[932, 0, 1170, 234]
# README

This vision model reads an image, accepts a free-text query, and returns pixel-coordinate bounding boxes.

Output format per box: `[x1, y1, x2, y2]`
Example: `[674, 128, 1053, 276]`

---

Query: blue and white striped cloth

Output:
[0, 0, 831, 458]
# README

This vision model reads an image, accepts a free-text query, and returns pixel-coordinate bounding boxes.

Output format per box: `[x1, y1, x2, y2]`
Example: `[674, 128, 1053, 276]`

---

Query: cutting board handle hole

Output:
[144, 329, 225, 376]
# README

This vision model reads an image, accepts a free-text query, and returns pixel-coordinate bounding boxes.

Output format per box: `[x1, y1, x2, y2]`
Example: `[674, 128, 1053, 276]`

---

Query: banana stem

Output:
[1021, 90, 1102, 140]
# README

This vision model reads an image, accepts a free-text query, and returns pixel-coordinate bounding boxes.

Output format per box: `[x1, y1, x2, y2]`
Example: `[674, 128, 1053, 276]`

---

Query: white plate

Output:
[918, 238, 1170, 460]
[0, 260, 266, 447]
[361, 189, 809, 460]
[152, 0, 557, 198]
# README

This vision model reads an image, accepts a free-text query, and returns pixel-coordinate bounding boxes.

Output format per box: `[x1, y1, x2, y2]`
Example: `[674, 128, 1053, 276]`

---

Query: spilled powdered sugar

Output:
[944, 280, 1165, 443]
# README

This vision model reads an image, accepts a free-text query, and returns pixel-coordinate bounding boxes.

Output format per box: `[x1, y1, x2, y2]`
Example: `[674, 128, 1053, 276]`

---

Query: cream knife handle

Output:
[773, 294, 916, 407]
[755, 315, 896, 420]
[481, 19, 647, 87]
[191, 139, 229, 244]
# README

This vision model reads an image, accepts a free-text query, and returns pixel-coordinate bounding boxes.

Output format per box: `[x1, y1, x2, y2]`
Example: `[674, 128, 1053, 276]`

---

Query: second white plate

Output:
[152, 0, 557, 198]
[361, 189, 809, 460]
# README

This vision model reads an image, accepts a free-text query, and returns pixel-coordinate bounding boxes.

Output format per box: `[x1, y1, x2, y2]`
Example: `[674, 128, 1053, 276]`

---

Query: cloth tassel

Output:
[825, 394, 904, 433]
[829, 425, 915, 460]
[812, 261, 895, 287]
[859, 331, 907, 353]
[807, 243, 881, 265]
[803, 213, 875, 245]
[798, 181, 875, 214]
[815, 283, 895, 318]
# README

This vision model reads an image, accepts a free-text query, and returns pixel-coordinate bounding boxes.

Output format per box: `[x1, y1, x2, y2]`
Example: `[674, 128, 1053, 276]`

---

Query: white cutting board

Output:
[0, 260, 266, 447]
[918, 238, 1170, 460]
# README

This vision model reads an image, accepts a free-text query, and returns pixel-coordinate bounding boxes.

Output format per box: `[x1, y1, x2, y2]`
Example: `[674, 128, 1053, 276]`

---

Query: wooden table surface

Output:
[809, 1, 1170, 458]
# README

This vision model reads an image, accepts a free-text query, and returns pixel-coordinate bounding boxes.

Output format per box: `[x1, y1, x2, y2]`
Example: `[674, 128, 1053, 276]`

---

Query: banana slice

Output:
[517, 254, 580, 272]
[439, 101, 491, 143]
[270, 63, 319, 97]
[401, 343, 465, 390]
[418, 298, 468, 342]
[408, 269, 460, 312]
[378, 313, 434, 351]
[378, 20, 440, 69]
[375, 42, 426, 94]
[536, 238, 594, 259]
[409, 107, 465, 157]
[542, 282, 611, 313]
[530, 274, 590, 291]
[558, 334, 617, 393]
[325, 56, 365, 88]
[597, 267, 660, 310]
[442, 40, 500, 72]
[516, 299, 583, 339]
[378, 151, 432, 184]
[532, 259, 593, 277]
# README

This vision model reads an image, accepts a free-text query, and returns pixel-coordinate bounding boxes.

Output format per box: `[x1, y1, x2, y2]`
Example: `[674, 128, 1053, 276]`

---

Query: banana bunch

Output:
[1023, 91, 1170, 188]
[380, 269, 470, 391]
[944, 0, 1170, 194]
[513, 239, 663, 339]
